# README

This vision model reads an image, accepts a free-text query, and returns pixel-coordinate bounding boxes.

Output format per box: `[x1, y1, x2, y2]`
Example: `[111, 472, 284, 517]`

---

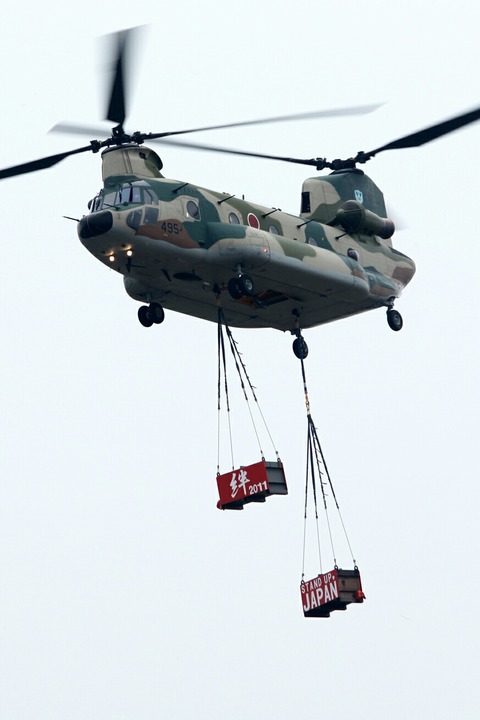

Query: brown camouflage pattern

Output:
[78, 147, 415, 331]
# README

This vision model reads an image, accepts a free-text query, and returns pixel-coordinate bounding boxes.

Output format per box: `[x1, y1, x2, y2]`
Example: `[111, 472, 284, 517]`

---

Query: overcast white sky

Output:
[1, 1, 479, 718]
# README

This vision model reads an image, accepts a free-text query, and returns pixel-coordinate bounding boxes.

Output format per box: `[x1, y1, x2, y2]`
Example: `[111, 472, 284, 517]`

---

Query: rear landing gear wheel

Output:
[138, 305, 153, 327]
[293, 337, 309, 359]
[387, 308, 403, 332]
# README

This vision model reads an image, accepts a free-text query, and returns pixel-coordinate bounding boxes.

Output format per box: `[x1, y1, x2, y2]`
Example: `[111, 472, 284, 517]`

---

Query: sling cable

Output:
[215, 294, 287, 510]
[296, 325, 366, 618]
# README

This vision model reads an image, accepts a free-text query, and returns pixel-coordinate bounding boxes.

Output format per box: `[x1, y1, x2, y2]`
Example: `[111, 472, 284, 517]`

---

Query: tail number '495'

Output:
[161, 221, 181, 235]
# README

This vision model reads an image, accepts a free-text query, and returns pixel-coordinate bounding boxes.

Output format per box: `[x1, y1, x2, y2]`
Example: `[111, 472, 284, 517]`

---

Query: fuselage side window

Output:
[186, 200, 200, 219]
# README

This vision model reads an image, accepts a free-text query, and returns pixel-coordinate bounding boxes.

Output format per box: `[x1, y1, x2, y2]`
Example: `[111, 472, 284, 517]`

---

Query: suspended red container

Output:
[216, 459, 287, 510]
[300, 567, 365, 618]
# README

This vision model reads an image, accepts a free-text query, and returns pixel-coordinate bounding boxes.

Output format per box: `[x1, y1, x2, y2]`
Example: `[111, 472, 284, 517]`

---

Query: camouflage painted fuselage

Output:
[78, 146, 415, 331]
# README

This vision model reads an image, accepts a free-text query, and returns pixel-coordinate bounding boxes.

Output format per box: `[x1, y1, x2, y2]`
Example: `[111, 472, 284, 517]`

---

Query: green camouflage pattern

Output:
[78, 146, 415, 331]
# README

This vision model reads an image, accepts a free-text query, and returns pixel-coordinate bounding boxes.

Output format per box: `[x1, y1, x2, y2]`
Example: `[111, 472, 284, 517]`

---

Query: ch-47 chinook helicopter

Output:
[2, 29, 480, 357]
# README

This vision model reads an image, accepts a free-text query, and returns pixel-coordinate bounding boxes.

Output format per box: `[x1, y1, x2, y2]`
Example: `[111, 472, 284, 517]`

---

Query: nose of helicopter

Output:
[78, 210, 113, 239]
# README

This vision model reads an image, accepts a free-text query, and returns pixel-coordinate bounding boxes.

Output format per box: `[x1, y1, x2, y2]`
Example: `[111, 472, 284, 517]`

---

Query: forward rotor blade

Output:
[0, 145, 94, 180]
[151, 137, 319, 167]
[146, 103, 383, 140]
[105, 29, 129, 126]
[50, 122, 112, 137]
[50, 104, 383, 142]
[367, 104, 480, 157]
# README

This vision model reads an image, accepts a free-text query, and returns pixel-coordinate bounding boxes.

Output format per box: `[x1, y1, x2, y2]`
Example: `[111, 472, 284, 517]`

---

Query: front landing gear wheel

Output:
[138, 305, 153, 327]
[237, 274, 254, 297]
[293, 337, 309, 359]
[138, 302, 165, 327]
[150, 302, 165, 324]
[228, 277, 244, 299]
[387, 308, 403, 331]
[228, 274, 255, 299]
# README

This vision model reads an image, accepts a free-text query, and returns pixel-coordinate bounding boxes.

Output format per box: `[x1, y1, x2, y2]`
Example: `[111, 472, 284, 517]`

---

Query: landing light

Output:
[126, 249, 133, 257]
[109, 255, 115, 263]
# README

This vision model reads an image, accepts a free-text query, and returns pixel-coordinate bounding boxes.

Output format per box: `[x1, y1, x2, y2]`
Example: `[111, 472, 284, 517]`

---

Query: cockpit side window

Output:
[143, 187, 158, 205]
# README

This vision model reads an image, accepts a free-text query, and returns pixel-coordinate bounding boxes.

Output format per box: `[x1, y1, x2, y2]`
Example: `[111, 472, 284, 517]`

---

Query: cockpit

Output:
[88, 181, 158, 213]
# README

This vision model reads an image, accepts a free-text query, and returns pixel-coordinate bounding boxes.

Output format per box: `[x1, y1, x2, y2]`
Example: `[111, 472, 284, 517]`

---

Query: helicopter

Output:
[2, 29, 480, 357]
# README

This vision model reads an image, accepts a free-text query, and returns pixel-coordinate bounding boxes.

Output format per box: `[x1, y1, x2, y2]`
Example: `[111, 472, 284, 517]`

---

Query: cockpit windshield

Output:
[89, 182, 158, 213]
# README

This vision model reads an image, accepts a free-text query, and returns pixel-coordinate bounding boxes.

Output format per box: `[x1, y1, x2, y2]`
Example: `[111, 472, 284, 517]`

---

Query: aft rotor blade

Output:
[0, 144, 94, 180]
[366, 104, 480, 158]
[152, 137, 319, 167]
[146, 103, 383, 139]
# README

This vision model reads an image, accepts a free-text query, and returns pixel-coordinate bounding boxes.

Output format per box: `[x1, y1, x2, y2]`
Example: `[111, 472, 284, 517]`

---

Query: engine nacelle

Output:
[335, 200, 395, 239]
